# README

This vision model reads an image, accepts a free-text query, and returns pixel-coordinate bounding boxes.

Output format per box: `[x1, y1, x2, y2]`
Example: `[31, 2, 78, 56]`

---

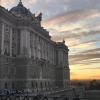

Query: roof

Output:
[9, 1, 32, 18]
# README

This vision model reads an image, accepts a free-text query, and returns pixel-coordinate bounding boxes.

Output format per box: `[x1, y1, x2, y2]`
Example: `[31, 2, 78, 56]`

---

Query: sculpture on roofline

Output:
[36, 12, 42, 22]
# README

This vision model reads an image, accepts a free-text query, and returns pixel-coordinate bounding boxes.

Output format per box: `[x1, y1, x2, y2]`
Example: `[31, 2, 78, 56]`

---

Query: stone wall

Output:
[0, 6, 70, 92]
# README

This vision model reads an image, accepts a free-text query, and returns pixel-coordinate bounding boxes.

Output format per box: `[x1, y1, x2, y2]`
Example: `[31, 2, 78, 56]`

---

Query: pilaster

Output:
[10, 27, 12, 56]
[20, 29, 31, 57]
[1, 23, 4, 55]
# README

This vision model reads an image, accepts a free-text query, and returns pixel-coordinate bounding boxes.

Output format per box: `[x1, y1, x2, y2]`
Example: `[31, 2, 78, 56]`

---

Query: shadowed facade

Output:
[0, 1, 70, 92]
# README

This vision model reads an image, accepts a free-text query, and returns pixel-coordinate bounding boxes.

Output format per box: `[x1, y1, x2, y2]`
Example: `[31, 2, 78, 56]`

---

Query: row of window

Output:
[2, 23, 20, 57]
[30, 32, 56, 64]
[3, 81, 51, 90]
[1, 23, 66, 65]
[2, 23, 56, 64]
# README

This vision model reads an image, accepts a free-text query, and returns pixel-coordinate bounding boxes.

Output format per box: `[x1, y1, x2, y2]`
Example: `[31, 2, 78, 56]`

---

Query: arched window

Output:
[32, 82, 34, 88]
[45, 82, 46, 87]
[4, 48, 8, 55]
[12, 82, 14, 89]
[48, 82, 49, 87]
[40, 82, 43, 90]
[36, 82, 38, 88]
[5, 82, 8, 89]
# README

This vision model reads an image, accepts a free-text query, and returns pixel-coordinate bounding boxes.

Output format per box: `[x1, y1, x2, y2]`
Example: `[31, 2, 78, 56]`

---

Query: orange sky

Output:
[70, 64, 100, 80]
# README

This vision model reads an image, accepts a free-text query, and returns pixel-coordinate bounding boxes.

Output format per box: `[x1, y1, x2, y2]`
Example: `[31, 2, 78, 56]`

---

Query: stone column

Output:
[40, 38, 42, 59]
[35, 35, 37, 58]
[48, 44, 51, 62]
[1, 23, 4, 55]
[27, 31, 31, 58]
[10, 27, 12, 56]
[52, 47, 54, 64]
[41, 39, 43, 59]
[33, 34, 36, 58]
[51, 47, 53, 64]
[40, 67, 42, 79]
[20, 30, 24, 55]
[20, 29, 27, 55]
[45, 42, 47, 60]
[20, 29, 31, 57]
[47, 43, 48, 60]
[43, 40, 45, 59]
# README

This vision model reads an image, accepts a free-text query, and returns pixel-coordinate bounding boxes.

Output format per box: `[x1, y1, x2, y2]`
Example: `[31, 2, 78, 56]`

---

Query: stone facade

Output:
[0, 1, 70, 92]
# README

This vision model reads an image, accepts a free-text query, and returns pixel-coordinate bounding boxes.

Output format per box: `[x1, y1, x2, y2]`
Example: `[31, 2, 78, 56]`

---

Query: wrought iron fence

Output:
[0, 94, 100, 100]
[0, 89, 100, 100]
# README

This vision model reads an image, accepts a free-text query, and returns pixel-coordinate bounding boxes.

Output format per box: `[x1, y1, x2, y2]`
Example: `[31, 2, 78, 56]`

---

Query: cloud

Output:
[42, 8, 100, 54]
[52, 30, 100, 40]
[24, 0, 37, 6]
[69, 44, 100, 67]
[81, 48, 100, 54]
[70, 39, 100, 47]
[78, 67, 100, 70]
[69, 53, 100, 65]
[92, 75, 100, 78]
[70, 54, 100, 61]
[0, 0, 16, 7]
[46, 0, 68, 4]
[43, 9, 100, 27]
[70, 72, 77, 75]
[50, 29, 100, 48]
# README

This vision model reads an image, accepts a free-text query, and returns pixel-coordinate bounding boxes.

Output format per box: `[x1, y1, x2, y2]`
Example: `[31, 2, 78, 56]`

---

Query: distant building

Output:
[0, 0, 70, 92]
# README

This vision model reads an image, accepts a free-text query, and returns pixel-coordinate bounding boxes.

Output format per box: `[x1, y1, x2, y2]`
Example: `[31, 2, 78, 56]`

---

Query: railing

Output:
[0, 94, 100, 100]
[0, 89, 100, 100]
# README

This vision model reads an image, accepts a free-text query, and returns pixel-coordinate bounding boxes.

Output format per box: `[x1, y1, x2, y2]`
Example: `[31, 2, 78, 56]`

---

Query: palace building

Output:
[0, 0, 70, 92]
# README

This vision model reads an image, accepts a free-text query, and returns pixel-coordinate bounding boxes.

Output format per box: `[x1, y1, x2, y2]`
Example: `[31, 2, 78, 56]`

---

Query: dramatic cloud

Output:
[81, 48, 100, 54]
[0, 0, 16, 7]
[43, 9, 100, 26]
[79, 67, 100, 70]
[24, 0, 37, 5]
[69, 53, 100, 65]
[92, 75, 100, 78]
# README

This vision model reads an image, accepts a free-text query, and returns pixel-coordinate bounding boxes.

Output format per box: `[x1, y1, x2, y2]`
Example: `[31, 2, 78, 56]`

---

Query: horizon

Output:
[0, 0, 100, 80]
[71, 79, 100, 81]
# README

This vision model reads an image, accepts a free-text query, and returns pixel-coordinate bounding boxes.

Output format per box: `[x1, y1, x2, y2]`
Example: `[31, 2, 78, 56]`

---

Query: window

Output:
[31, 82, 34, 88]
[5, 82, 8, 89]
[40, 82, 43, 89]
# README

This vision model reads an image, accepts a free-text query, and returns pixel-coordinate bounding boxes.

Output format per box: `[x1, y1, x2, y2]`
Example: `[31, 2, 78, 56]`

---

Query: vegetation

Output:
[88, 80, 100, 90]
[71, 80, 100, 90]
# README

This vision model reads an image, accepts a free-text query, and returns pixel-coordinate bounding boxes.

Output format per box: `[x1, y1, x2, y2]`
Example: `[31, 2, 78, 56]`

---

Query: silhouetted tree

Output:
[89, 80, 100, 90]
